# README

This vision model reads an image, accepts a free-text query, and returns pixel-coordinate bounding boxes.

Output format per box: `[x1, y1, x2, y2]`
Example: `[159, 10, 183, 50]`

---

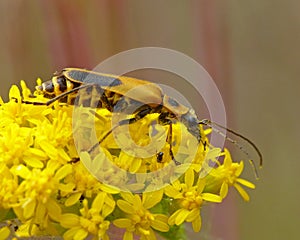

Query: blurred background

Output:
[0, 1, 299, 239]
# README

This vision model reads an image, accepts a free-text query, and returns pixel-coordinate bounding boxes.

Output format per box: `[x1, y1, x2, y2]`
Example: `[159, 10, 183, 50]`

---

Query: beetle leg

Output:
[158, 112, 180, 165]
[23, 84, 114, 110]
[22, 99, 48, 105]
[166, 121, 181, 165]
[118, 106, 153, 125]
[88, 106, 153, 154]
[89, 106, 180, 165]
[87, 124, 118, 154]
[22, 84, 94, 106]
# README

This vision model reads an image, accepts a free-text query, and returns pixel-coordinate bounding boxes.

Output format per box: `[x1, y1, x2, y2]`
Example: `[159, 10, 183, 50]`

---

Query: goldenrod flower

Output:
[164, 168, 222, 232]
[113, 190, 169, 240]
[11, 161, 72, 227]
[204, 149, 255, 201]
[0, 80, 259, 239]
[0, 163, 19, 209]
[60, 192, 114, 240]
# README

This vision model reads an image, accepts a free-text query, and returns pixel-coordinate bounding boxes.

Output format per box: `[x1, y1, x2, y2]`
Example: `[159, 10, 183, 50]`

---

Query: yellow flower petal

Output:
[197, 178, 206, 193]
[148, 228, 157, 240]
[223, 148, 232, 168]
[124, 231, 134, 240]
[164, 185, 180, 198]
[100, 184, 120, 194]
[184, 168, 194, 188]
[142, 190, 163, 209]
[102, 195, 116, 218]
[13, 164, 31, 179]
[92, 192, 105, 211]
[58, 182, 75, 193]
[220, 182, 229, 199]
[113, 218, 132, 228]
[120, 192, 134, 204]
[23, 198, 36, 219]
[24, 147, 48, 160]
[105, 194, 116, 209]
[65, 192, 82, 207]
[205, 147, 221, 160]
[63, 226, 82, 240]
[55, 164, 72, 180]
[23, 157, 44, 168]
[129, 158, 142, 173]
[60, 214, 80, 228]
[117, 200, 135, 214]
[58, 148, 72, 162]
[234, 183, 250, 202]
[202, 193, 222, 203]
[192, 215, 202, 232]
[175, 209, 190, 225]
[236, 178, 255, 189]
[236, 161, 244, 176]
[102, 204, 114, 219]
[154, 214, 168, 223]
[39, 140, 58, 159]
[74, 228, 88, 240]
[133, 194, 143, 209]
[0, 226, 11, 240]
[35, 201, 46, 223]
[46, 198, 62, 221]
[9, 85, 21, 101]
[168, 209, 180, 225]
[186, 208, 199, 222]
[151, 218, 169, 232]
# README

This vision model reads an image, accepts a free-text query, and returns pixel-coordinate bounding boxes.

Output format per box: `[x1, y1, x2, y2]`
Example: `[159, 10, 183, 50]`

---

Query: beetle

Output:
[26, 68, 263, 171]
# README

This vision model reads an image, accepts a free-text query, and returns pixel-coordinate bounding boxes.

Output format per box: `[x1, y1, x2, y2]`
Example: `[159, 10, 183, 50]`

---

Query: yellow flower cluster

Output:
[0, 81, 256, 240]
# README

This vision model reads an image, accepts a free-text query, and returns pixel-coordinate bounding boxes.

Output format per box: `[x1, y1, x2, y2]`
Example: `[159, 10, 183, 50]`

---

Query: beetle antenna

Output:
[199, 119, 262, 179]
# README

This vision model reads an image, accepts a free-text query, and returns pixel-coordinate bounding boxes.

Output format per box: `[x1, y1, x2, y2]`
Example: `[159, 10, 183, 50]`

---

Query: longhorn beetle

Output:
[24, 68, 262, 175]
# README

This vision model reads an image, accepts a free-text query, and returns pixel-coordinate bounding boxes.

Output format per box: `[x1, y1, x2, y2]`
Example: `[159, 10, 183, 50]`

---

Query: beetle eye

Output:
[44, 82, 54, 93]
[56, 77, 67, 92]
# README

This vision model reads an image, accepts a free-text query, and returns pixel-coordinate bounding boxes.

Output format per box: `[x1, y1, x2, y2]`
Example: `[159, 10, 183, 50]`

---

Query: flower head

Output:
[165, 168, 222, 232]
[204, 149, 255, 201]
[0, 80, 260, 239]
[113, 190, 169, 240]
[60, 192, 115, 240]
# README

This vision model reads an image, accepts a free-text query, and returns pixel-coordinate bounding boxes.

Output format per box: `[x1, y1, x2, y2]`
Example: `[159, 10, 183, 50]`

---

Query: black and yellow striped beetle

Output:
[26, 68, 263, 172]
